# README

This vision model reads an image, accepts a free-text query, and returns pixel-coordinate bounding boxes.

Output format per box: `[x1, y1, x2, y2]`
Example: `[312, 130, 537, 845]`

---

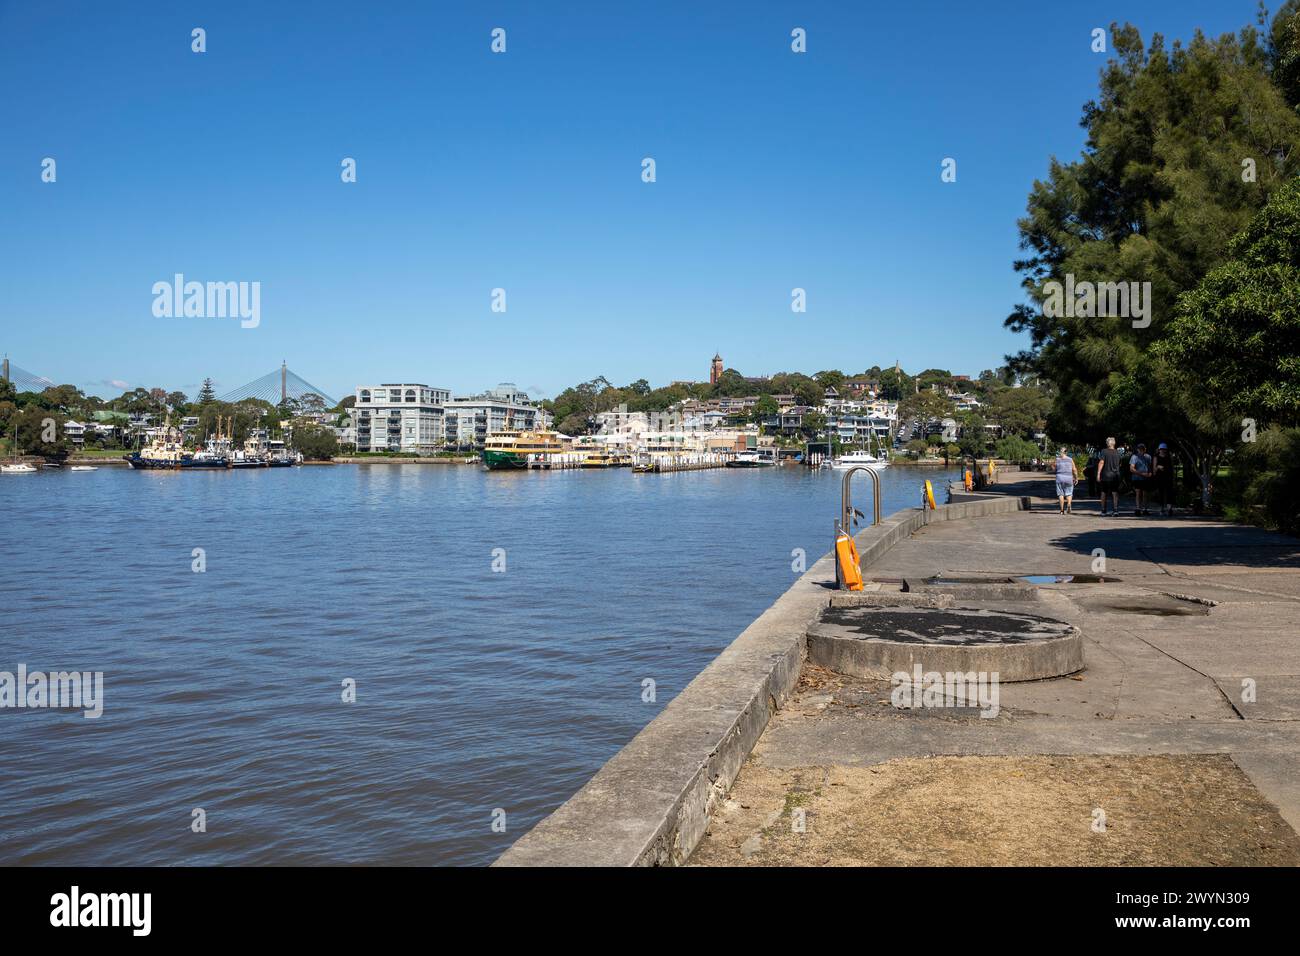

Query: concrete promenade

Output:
[690, 475, 1300, 865]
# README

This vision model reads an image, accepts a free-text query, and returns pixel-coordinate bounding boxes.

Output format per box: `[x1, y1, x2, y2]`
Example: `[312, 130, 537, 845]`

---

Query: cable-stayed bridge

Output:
[0, 358, 55, 394]
[218, 362, 337, 407]
[2, 357, 336, 407]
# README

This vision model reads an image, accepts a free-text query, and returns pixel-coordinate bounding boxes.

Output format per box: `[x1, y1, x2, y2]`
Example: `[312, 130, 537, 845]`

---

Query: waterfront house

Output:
[779, 406, 813, 433]
[62, 420, 86, 447]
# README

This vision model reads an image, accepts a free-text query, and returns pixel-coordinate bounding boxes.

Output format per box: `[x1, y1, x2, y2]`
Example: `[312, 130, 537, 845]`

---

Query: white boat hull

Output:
[830, 458, 888, 470]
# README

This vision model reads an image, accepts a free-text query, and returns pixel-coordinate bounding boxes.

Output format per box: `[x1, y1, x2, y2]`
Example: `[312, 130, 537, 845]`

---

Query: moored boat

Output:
[726, 449, 776, 468]
[483, 430, 568, 470]
[125, 416, 227, 469]
[231, 428, 271, 467]
[3, 423, 38, 473]
[124, 423, 190, 469]
[829, 451, 889, 470]
[265, 438, 300, 466]
[829, 430, 891, 470]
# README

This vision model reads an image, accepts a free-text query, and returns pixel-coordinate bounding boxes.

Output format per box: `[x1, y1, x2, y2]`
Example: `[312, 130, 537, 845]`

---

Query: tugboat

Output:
[125, 417, 228, 469]
[124, 420, 192, 469]
[189, 416, 233, 469]
[230, 427, 271, 468]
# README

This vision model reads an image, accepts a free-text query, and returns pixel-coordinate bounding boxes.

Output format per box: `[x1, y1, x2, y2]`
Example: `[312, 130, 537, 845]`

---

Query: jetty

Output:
[496, 474, 1300, 866]
[633, 452, 732, 473]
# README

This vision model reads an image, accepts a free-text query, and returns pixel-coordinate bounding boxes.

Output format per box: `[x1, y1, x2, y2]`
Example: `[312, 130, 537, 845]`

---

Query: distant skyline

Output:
[0, 0, 1258, 401]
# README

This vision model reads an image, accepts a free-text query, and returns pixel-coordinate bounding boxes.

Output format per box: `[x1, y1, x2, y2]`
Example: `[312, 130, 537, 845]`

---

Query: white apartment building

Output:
[353, 383, 450, 453]
[444, 383, 544, 449]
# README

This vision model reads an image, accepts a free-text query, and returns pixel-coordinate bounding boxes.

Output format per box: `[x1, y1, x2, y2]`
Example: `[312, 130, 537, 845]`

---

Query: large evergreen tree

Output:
[1156, 177, 1300, 428]
[197, 377, 217, 406]
[1005, 17, 1300, 490]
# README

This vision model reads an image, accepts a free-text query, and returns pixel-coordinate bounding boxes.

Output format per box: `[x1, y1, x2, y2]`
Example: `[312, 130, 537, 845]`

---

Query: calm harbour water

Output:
[0, 461, 956, 866]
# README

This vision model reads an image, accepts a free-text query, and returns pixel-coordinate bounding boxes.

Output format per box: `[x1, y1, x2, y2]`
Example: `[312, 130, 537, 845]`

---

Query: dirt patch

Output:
[689, 754, 1300, 866]
[786, 664, 1016, 720]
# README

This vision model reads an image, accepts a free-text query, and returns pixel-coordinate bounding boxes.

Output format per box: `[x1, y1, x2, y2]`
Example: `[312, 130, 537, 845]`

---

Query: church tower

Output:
[710, 352, 723, 385]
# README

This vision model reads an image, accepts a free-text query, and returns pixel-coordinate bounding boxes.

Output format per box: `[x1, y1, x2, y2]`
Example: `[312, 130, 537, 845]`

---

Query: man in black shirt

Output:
[1096, 436, 1123, 516]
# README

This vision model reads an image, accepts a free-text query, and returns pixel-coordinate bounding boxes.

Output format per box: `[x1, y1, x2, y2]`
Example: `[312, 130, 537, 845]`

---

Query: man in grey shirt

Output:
[1096, 436, 1123, 516]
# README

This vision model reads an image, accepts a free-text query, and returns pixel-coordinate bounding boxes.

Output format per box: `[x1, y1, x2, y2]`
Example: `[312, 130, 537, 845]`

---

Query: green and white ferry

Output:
[482, 430, 570, 470]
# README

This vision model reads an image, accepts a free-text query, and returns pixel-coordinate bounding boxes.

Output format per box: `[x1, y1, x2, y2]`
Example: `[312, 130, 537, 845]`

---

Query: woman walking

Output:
[1055, 447, 1078, 514]
[1130, 443, 1153, 515]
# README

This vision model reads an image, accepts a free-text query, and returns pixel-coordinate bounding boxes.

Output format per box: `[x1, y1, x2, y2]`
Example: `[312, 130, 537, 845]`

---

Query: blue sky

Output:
[0, 0, 1261, 402]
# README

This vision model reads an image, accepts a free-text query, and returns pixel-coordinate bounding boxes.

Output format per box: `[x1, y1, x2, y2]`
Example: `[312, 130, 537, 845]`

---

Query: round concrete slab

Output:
[807, 605, 1082, 682]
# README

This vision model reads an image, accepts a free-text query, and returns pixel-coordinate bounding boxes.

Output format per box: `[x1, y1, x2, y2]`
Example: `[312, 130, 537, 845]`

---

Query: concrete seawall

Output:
[494, 491, 1031, 866]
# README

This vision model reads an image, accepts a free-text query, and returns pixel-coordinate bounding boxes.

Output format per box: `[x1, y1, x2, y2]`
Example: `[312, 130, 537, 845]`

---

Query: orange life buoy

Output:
[835, 532, 863, 591]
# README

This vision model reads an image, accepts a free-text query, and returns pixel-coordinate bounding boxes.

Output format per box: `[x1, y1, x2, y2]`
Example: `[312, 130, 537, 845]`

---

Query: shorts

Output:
[1055, 480, 1074, 498]
[1101, 477, 1119, 493]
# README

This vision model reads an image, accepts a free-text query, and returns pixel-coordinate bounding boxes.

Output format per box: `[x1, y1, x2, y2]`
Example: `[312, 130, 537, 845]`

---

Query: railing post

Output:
[840, 465, 881, 533]
[836, 465, 880, 590]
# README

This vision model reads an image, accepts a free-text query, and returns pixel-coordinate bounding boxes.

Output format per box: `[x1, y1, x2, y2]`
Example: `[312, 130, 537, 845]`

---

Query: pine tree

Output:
[1004, 15, 1300, 500]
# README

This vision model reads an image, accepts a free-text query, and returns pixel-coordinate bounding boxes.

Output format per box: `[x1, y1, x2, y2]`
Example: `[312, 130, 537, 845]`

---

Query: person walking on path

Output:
[1130, 443, 1153, 515]
[1097, 437, 1123, 516]
[1085, 448, 1100, 499]
[1152, 442, 1175, 516]
[1055, 447, 1079, 514]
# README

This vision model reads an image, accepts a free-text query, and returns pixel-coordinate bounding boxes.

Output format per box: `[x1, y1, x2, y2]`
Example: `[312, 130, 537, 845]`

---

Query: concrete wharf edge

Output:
[493, 492, 1031, 867]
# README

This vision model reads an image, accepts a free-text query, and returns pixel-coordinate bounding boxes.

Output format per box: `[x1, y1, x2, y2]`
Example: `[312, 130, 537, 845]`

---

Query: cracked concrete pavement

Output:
[690, 476, 1300, 865]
